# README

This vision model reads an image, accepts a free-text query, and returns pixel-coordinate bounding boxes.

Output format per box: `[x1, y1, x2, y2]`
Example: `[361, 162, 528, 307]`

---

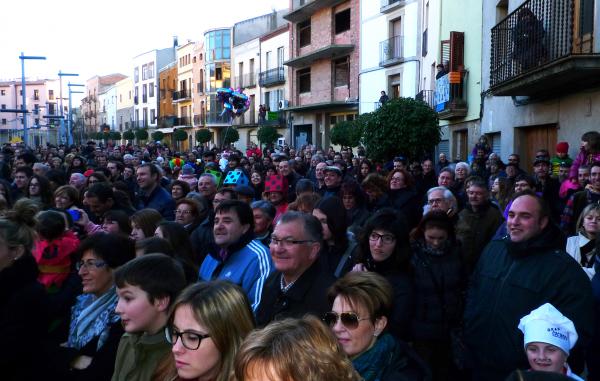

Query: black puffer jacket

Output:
[464, 224, 594, 381]
[0, 255, 49, 381]
[410, 240, 465, 341]
[365, 254, 414, 341]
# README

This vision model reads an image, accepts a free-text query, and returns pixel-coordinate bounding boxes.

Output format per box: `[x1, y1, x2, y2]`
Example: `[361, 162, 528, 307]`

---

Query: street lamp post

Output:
[58, 71, 78, 146]
[68, 83, 84, 146]
[19, 52, 46, 147]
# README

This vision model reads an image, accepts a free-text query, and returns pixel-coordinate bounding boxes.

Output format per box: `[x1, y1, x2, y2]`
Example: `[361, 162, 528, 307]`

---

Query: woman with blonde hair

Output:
[326, 271, 430, 381]
[234, 316, 360, 381]
[161, 281, 255, 381]
[566, 203, 600, 280]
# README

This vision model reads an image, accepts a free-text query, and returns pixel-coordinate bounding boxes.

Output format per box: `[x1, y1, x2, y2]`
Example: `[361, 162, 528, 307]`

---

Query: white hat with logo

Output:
[518, 303, 578, 355]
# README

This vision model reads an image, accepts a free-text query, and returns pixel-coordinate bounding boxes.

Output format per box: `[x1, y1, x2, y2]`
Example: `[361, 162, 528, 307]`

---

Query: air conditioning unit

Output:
[278, 99, 289, 109]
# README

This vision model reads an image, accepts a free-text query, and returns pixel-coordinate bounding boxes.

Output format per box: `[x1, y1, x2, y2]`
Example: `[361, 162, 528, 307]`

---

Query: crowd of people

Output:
[0, 130, 599, 381]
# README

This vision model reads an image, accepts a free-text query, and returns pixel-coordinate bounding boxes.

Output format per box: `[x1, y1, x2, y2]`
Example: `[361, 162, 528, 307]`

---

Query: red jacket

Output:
[32, 230, 79, 290]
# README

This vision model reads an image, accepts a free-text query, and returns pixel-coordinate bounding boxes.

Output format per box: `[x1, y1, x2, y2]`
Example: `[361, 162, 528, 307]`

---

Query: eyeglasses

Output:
[270, 237, 315, 248]
[428, 198, 445, 205]
[75, 259, 107, 271]
[368, 232, 396, 244]
[323, 311, 369, 330]
[165, 326, 210, 350]
[175, 209, 193, 215]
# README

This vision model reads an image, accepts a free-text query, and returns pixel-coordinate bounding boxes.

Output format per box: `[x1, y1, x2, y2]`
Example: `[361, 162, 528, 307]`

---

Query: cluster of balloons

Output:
[217, 88, 250, 120]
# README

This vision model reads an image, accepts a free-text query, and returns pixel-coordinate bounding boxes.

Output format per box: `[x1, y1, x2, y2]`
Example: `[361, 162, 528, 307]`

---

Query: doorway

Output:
[515, 124, 557, 170]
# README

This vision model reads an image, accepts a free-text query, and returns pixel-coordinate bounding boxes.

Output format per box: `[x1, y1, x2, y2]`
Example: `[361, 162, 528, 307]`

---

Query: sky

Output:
[0, 0, 288, 102]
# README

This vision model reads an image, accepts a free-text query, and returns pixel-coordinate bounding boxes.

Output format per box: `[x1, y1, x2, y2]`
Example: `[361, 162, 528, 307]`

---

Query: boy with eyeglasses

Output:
[111, 254, 186, 381]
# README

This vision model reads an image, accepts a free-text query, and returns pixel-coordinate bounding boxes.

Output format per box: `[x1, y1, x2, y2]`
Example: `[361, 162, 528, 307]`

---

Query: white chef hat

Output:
[518, 303, 578, 355]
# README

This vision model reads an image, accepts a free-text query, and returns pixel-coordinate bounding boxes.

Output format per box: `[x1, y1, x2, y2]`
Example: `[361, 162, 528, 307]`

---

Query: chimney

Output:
[173, 36, 179, 48]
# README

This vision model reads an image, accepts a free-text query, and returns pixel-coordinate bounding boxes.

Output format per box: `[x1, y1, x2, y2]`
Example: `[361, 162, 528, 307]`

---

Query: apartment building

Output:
[232, 10, 288, 151]
[82, 74, 127, 134]
[0, 79, 61, 146]
[360, 0, 421, 114]
[98, 85, 117, 130]
[115, 77, 134, 132]
[132, 46, 176, 129]
[258, 23, 290, 146]
[284, 0, 360, 148]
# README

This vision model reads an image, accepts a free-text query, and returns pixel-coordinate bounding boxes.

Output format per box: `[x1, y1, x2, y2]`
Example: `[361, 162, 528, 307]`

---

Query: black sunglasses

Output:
[323, 311, 369, 330]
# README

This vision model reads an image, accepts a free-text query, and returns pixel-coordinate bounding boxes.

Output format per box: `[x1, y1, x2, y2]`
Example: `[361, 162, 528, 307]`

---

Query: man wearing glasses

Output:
[255, 211, 336, 327]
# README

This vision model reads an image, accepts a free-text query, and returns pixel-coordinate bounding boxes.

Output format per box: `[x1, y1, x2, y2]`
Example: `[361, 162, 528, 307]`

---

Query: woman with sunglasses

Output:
[44, 232, 135, 380]
[158, 281, 255, 381]
[325, 271, 430, 381]
[351, 208, 414, 340]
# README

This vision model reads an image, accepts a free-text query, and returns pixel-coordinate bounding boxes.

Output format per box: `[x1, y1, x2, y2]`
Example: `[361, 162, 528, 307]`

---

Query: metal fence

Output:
[490, 0, 586, 87]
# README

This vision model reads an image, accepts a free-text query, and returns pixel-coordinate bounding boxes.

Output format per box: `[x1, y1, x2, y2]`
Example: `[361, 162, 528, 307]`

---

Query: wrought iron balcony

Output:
[379, 36, 404, 67]
[259, 67, 286, 87]
[157, 116, 176, 128]
[206, 113, 230, 125]
[490, 0, 600, 97]
[174, 117, 191, 126]
[173, 89, 192, 102]
[258, 116, 285, 127]
[434, 72, 468, 120]
[415, 90, 435, 109]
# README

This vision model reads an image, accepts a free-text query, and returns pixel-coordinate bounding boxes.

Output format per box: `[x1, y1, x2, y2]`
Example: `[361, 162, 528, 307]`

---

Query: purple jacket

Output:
[569, 148, 600, 179]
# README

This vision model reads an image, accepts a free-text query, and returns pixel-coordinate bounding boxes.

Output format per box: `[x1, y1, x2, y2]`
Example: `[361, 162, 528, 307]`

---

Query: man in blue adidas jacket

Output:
[199, 200, 273, 311]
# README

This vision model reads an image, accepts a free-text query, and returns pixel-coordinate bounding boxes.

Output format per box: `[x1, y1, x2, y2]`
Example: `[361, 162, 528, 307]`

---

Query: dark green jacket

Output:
[464, 225, 594, 381]
[111, 329, 170, 381]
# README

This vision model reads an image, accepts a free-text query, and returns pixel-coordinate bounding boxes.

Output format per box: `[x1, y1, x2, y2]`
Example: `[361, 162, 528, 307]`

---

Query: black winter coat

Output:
[255, 260, 336, 327]
[0, 255, 49, 381]
[389, 188, 420, 229]
[365, 255, 414, 341]
[410, 240, 465, 341]
[464, 224, 594, 381]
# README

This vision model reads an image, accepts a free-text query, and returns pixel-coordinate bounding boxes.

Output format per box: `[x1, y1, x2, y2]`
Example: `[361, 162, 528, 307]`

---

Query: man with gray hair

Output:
[424, 186, 457, 217]
[33, 162, 50, 177]
[255, 211, 336, 327]
[197, 173, 218, 206]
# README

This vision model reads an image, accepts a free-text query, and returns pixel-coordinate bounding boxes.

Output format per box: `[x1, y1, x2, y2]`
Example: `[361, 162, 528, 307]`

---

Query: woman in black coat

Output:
[351, 208, 414, 341]
[0, 199, 50, 381]
[409, 211, 466, 381]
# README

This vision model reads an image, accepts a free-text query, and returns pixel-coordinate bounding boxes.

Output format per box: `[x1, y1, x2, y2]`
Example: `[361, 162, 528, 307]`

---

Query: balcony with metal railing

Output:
[259, 67, 286, 87]
[379, 35, 404, 67]
[490, 0, 600, 97]
[172, 89, 192, 102]
[415, 90, 435, 109]
[174, 116, 192, 126]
